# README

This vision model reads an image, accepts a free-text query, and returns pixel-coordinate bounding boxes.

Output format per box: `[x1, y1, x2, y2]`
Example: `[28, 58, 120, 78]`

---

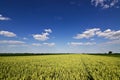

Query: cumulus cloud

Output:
[68, 42, 96, 46]
[33, 29, 52, 41]
[0, 14, 11, 21]
[91, 0, 120, 9]
[74, 28, 120, 40]
[73, 28, 100, 39]
[43, 42, 55, 47]
[0, 40, 25, 45]
[44, 29, 52, 33]
[32, 43, 42, 46]
[33, 33, 49, 41]
[0, 30, 16, 37]
[96, 29, 120, 39]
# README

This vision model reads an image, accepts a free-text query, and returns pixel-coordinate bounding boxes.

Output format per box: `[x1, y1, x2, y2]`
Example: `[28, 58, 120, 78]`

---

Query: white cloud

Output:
[0, 14, 11, 21]
[33, 32, 49, 41]
[32, 42, 55, 47]
[43, 42, 55, 47]
[110, 0, 119, 7]
[7, 44, 28, 47]
[68, 42, 96, 46]
[91, 0, 104, 7]
[103, 4, 110, 9]
[105, 39, 120, 44]
[96, 29, 120, 39]
[0, 40, 25, 45]
[33, 29, 52, 41]
[91, 0, 119, 9]
[73, 28, 100, 39]
[0, 30, 16, 37]
[32, 43, 42, 46]
[74, 28, 120, 40]
[44, 29, 52, 33]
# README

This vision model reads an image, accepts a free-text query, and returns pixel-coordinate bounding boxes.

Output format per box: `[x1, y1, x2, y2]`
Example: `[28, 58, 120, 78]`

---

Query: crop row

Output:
[80, 55, 120, 80]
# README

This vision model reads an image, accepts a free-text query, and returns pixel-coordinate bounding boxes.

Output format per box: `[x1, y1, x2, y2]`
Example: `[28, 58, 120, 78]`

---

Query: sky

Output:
[0, 0, 120, 53]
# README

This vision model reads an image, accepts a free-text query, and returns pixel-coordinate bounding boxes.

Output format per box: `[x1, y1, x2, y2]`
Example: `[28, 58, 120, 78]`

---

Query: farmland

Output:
[0, 54, 120, 80]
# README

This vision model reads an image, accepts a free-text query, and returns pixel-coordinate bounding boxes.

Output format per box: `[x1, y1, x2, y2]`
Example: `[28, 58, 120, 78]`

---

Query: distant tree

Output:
[108, 51, 112, 54]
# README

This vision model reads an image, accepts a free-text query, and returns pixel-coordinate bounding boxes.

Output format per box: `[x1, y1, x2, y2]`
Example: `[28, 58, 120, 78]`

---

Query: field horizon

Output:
[0, 52, 120, 56]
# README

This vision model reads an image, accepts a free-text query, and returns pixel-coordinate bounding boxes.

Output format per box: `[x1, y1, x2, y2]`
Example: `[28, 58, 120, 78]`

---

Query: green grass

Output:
[0, 54, 120, 80]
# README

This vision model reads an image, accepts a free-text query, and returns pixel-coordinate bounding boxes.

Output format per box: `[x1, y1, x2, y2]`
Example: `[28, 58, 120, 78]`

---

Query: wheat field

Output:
[0, 54, 120, 80]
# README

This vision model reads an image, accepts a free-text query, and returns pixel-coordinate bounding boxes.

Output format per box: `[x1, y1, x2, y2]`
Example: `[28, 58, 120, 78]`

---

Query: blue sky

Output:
[0, 0, 120, 53]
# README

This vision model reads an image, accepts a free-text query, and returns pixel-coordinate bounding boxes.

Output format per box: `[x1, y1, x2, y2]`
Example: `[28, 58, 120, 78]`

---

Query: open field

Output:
[0, 54, 120, 80]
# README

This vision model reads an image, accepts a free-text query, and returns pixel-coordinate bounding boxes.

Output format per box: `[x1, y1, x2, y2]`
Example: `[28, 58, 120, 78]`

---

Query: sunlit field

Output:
[0, 54, 120, 80]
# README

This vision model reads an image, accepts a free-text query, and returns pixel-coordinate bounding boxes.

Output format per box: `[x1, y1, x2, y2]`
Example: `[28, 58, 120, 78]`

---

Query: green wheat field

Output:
[0, 54, 120, 80]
